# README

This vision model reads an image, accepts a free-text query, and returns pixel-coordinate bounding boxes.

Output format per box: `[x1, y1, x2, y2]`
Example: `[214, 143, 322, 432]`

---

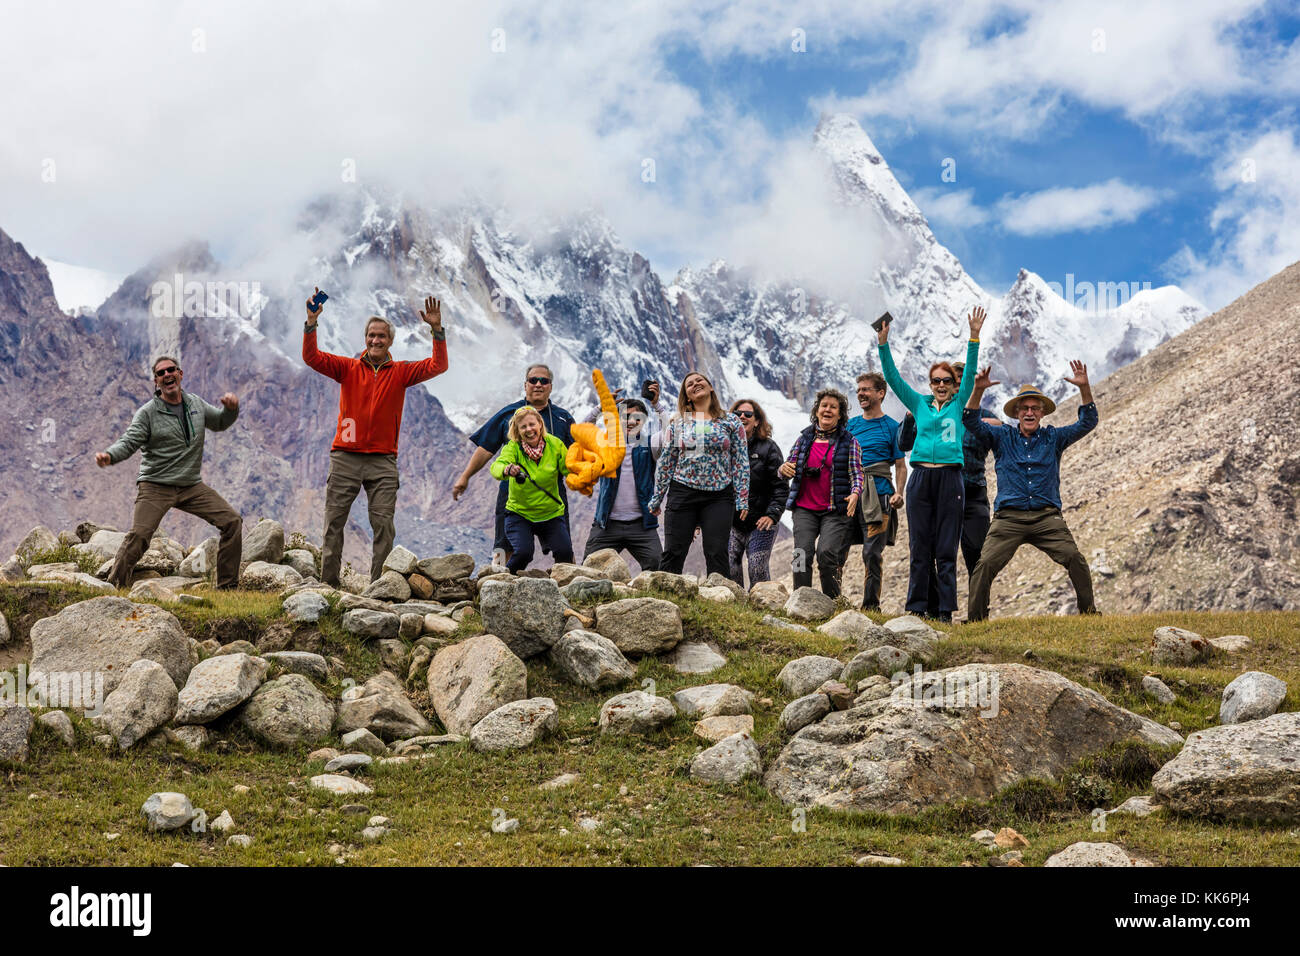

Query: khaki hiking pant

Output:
[967, 506, 1095, 621]
[322, 450, 399, 586]
[109, 481, 242, 589]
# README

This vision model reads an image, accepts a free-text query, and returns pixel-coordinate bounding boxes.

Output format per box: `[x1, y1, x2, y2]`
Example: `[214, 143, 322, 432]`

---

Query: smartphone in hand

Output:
[871, 311, 893, 333]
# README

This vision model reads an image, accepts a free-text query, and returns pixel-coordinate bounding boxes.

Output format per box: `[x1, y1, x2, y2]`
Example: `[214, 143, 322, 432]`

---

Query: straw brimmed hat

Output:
[1004, 385, 1056, 417]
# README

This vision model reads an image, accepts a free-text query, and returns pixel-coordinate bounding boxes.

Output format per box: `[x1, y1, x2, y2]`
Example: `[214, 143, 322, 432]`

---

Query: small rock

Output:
[340, 728, 387, 756]
[777, 656, 844, 696]
[664, 641, 728, 675]
[1141, 675, 1176, 704]
[325, 753, 373, 773]
[1151, 626, 1213, 666]
[210, 810, 235, 833]
[1044, 842, 1152, 867]
[689, 732, 762, 784]
[994, 827, 1029, 848]
[1209, 635, 1252, 653]
[539, 772, 581, 791]
[37, 710, 76, 747]
[141, 792, 197, 832]
[780, 693, 832, 734]
[971, 829, 998, 848]
[492, 816, 520, 834]
[856, 854, 904, 866]
[783, 587, 835, 622]
[599, 691, 675, 736]
[310, 774, 373, 795]
[226, 834, 253, 848]
[1220, 671, 1287, 725]
[694, 714, 754, 742]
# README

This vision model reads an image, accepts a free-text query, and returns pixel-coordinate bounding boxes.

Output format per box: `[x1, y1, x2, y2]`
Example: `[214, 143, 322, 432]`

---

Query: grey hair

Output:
[151, 355, 180, 373]
[525, 363, 553, 380]
[364, 316, 395, 340]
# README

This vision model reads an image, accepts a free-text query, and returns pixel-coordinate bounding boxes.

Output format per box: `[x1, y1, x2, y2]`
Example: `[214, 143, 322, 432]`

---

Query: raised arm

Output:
[302, 289, 350, 382]
[876, 339, 924, 414]
[954, 306, 985, 409]
[404, 296, 450, 385]
[1056, 360, 1099, 449]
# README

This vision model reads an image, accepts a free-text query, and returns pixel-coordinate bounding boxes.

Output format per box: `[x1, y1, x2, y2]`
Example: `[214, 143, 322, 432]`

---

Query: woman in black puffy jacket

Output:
[727, 398, 789, 587]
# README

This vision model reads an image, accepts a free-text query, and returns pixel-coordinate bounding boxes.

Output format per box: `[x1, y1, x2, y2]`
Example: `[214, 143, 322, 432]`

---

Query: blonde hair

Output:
[676, 371, 724, 420]
[508, 406, 548, 444]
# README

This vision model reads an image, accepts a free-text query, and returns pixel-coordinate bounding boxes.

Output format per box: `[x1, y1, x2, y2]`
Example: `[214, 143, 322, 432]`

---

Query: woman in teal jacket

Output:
[489, 406, 572, 573]
[877, 306, 985, 622]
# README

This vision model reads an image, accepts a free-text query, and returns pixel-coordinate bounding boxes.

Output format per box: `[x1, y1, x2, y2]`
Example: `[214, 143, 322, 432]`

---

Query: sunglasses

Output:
[930, 376, 955, 386]
[154, 366, 180, 378]
[735, 410, 755, 418]
[527, 376, 551, 385]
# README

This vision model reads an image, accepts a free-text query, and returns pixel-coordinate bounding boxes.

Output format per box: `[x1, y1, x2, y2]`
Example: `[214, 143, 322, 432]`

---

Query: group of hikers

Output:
[96, 293, 1101, 624]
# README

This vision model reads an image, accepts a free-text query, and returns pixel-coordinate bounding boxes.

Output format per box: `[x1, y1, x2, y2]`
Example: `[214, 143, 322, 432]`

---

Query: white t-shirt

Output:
[609, 463, 643, 521]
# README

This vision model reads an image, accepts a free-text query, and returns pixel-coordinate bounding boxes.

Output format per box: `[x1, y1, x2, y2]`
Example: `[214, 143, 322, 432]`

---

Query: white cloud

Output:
[996, 178, 1164, 235]
[1167, 128, 1300, 309]
[912, 187, 992, 228]
[819, 0, 1277, 140]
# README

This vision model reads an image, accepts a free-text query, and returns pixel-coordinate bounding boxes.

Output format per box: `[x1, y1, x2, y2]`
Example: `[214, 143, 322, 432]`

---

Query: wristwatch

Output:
[304, 320, 318, 333]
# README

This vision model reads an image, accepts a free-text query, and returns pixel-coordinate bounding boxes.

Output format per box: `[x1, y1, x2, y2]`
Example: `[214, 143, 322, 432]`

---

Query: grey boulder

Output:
[548, 629, 636, 690]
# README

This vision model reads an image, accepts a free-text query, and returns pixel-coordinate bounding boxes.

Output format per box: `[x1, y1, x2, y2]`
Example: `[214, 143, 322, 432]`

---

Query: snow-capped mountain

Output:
[59, 112, 1200, 445]
[677, 114, 1207, 430]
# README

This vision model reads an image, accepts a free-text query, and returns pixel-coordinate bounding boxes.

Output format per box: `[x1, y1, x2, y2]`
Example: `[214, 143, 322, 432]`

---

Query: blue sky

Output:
[2, 1, 1298, 312]
[655, 7, 1300, 303]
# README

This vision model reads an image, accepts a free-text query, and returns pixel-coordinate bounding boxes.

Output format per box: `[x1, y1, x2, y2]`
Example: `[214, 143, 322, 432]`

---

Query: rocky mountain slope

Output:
[0, 228, 499, 565]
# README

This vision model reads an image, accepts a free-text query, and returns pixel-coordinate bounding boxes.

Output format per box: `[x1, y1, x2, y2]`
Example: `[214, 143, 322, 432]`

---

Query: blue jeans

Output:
[503, 512, 574, 573]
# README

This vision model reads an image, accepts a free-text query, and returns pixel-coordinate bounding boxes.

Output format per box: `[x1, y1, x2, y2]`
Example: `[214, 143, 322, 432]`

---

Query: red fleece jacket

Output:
[303, 329, 448, 455]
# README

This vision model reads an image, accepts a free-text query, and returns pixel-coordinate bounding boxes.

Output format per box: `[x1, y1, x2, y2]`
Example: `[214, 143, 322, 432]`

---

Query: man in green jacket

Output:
[95, 356, 242, 589]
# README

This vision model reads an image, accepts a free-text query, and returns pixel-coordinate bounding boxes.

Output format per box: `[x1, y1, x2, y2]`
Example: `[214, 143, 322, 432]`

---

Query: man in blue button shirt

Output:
[962, 362, 1099, 621]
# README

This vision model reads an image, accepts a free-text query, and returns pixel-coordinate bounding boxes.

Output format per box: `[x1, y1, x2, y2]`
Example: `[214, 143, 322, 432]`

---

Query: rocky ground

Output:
[0, 519, 1297, 867]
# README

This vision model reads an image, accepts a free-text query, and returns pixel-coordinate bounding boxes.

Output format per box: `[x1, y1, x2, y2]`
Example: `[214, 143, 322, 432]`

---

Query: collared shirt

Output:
[963, 403, 1099, 511]
[845, 413, 902, 495]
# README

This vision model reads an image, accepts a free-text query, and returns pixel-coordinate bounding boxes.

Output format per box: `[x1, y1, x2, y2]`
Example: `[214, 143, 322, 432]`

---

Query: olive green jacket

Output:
[105, 391, 237, 485]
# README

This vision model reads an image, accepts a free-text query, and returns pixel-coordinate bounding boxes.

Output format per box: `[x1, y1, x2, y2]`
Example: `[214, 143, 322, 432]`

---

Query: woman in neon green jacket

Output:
[489, 406, 572, 572]
[877, 306, 985, 622]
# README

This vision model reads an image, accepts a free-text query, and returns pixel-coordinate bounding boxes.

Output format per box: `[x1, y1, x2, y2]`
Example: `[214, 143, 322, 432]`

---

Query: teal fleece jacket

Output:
[878, 339, 979, 466]
[105, 391, 238, 485]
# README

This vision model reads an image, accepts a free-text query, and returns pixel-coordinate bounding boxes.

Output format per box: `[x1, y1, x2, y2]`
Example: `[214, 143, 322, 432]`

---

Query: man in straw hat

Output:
[961, 361, 1099, 621]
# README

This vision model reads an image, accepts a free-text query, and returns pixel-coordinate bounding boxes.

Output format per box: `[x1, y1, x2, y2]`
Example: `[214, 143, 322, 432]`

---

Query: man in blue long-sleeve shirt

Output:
[962, 361, 1099, 621]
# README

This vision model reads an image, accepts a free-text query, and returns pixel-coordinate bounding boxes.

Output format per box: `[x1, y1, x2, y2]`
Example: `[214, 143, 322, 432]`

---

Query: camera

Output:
[640, 380, 658, 400]
[804, 465, 823, 478]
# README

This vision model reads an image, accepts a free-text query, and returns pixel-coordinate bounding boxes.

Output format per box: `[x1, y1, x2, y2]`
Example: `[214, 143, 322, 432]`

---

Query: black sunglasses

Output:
[527, 376, 551, 385]
[735, 409, 755, 418]
[930, 376, 955, 386]
[154, 366, 180, 378]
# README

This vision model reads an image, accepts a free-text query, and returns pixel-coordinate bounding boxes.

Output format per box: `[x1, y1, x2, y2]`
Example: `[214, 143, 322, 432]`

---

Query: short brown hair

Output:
[809, 388, 849, 429]
[856, 372, 886, 391]
[729, 398, 772, 441]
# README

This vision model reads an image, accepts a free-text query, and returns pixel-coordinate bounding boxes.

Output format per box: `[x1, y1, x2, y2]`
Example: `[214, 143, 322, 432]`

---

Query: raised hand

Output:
[973, 366, 1001, 391]
[1064, 360, 1089, 388]
[306, 287, 324, 321]
[220, 393, 239, 412]
[419, 296, 442, 332]
[968, 305, 987, 338]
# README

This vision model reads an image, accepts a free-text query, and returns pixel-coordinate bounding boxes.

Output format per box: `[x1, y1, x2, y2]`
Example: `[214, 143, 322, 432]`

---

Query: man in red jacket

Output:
[303, 290, 448, 586]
